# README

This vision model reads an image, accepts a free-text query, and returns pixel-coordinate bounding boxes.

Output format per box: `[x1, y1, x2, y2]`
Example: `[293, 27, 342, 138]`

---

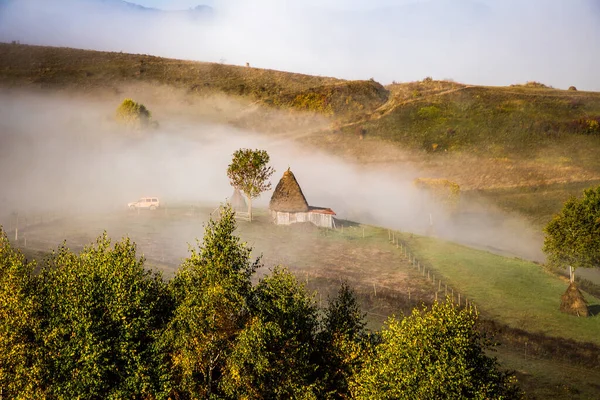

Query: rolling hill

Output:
[2, 42, 600, 228]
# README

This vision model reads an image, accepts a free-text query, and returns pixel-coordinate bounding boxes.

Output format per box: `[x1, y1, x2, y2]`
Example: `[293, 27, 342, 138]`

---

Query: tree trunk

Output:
[248, 196, 252, 222]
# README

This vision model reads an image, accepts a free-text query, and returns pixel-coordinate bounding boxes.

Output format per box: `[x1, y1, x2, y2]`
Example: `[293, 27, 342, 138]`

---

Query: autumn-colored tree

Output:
[161, 205, 261, 398]
[37, 234, 170, 399]
[0, 228, 44, 399]
[227, 148, 275, 221]
[115, 98, 154, 129]
[543, 185, 600, 281]
[350, 302, 521, 399]
[221, 267, 319, 399]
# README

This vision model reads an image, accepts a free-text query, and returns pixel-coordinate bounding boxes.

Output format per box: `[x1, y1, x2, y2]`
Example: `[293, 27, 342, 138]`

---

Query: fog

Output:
[0, 89, 544, 262]
[0, 0, 599, 90]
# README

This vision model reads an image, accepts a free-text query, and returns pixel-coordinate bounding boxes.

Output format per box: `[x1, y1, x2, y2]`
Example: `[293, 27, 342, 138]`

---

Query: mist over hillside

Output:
[0, 89, 545, 261]
[0, 0, 599, 90]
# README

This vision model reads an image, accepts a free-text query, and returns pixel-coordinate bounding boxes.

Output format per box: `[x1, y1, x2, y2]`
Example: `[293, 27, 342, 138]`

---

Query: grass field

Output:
[396, 232, 600, 345]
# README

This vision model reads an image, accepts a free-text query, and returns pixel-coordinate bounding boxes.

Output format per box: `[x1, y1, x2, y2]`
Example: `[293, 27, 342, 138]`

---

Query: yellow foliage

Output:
[414, 178, 460, 209]
[115, 98, 152, 129]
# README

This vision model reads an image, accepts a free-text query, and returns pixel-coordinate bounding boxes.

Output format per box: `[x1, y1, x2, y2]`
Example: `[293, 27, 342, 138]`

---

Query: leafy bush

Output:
[350, 302, 522, 399]
[115, 98, 154, 129]
[568, 116, 600, 135]
[417, 105, 441, 119]
[510, 81, 553, 89]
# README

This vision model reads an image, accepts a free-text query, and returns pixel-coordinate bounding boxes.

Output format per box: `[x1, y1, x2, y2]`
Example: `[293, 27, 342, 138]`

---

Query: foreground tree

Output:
[221, 267, 320, 399]
[543, 185, 600, 281]
[162, 205, 261, 398]
[0, 229, 44, 399]
[317, 282, 368, 399]
[38, 234, 171, 399]
[226, 148, 275, 221]
[350, 302, 521, 400]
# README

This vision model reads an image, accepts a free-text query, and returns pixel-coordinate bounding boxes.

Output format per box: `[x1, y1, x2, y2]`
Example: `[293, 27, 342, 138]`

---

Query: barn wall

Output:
[271, 210, 333, 229]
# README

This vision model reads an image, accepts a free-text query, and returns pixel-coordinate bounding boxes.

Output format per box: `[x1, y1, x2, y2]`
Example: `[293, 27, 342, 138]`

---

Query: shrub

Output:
[568, 86, 577, 91]
[510, 81, 553, 89]
[568, 116, 600, 135]
[115, 98, 153, 129]
[417, 105, 441, 119]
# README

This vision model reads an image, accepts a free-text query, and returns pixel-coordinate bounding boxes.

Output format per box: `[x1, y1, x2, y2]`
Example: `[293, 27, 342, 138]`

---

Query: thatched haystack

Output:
[269, 168, 309, 212]
[560, 282, 589, 317]
[229, 188, 247, 211]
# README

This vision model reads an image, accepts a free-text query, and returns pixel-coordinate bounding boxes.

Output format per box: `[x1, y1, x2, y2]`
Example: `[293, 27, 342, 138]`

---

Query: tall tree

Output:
[543, 185, 600, 281]
[350, 302, 522, 400]
[162, 205, 261, 398]
[221, 267, 319, 399]
[0, 228, 44, 399]
[316, 282, 367, 399]
[38, 234, 170, 399]
[227, 148, 275, 221]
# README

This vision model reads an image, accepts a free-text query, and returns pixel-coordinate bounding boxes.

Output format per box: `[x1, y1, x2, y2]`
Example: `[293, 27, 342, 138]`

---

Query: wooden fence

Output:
[387, 229, 478, 313]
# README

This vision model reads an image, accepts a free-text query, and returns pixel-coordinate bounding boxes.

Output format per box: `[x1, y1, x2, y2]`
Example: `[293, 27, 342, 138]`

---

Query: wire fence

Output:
[386, 229, 478, 313]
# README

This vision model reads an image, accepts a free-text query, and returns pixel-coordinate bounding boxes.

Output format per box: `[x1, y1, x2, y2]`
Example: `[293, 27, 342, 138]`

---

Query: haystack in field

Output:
[560, 282, 589, 317]
[229, 188, 247, 211]
[269, 168, 335, 228]
[269, 168, 309, 212]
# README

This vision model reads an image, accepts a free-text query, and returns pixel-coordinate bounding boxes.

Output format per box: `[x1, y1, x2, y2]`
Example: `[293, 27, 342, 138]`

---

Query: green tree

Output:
[350, 302, 521, 400]
[162, 205, 261, 398]
[0, 228, 44, 399]
[38, 234, 170, 399]
[115, 98, 154, 129]
[543, 185, 600, 280]
[226, 148, 275, 221]
[221, 267, 319, 399]
[316, 282, 367, 399]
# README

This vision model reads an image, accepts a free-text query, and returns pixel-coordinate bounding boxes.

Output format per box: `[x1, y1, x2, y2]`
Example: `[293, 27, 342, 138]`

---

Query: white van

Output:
[128, 197, 160, 210]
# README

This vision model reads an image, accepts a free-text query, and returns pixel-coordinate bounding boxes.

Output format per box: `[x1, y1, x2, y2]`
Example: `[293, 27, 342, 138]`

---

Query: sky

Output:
[0, 0, 599, 90]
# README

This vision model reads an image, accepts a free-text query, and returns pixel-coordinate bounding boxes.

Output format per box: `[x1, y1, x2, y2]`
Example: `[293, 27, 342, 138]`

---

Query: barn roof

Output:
[269, 168, 310, 212]
[309, 206, 336, 215]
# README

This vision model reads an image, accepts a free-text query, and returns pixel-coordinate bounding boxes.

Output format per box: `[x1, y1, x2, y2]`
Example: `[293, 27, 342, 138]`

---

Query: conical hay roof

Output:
[229, 188, 247, 210]
[269, 168, 309, 212]
[560, 282, 589, 317]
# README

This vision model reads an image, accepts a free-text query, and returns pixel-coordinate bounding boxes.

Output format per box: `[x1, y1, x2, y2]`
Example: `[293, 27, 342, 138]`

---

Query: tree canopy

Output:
[115, 98, 154, 129]
[0, 208, 520, 398]
[226, 148, 275, 221]
[350, 302, 521, 400]
[543, 185, 600, 272]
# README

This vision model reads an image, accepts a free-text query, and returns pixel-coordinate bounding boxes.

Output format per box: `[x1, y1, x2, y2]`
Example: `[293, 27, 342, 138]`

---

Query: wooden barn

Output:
[269, 168, 336, 229]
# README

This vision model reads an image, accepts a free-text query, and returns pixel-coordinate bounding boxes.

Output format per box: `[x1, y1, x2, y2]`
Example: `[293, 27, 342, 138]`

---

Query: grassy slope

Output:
[397, 232, 600, 345]
[0, 43, 388, 116]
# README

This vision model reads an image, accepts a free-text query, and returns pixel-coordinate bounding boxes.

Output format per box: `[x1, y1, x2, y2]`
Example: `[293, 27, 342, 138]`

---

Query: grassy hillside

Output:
[396, 232, 600, 345]
[0, 42, 388, 116]
[3, 43, 600, 227]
